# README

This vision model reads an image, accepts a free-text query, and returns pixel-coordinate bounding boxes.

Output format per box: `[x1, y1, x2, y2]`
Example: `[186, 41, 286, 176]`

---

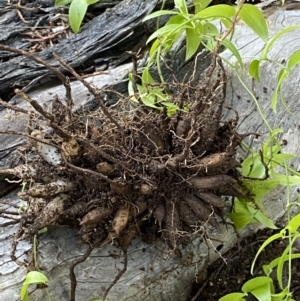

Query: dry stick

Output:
[15, 89, 72, 141]
[61, 152, 115, 185]
[102, 249, 128, 301]
[0, 129, 61, 149]
[0, 98, 29, 114]
[52, 53, 126, 145]
[203, 0, 245, 82]
[0, 44, 73, 107]
[127, 50, 144, 106]
[70, 244, 93, 301]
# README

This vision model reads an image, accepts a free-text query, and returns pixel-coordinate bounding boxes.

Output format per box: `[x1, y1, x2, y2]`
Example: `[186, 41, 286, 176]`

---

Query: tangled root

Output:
[0, 49, 252, 299]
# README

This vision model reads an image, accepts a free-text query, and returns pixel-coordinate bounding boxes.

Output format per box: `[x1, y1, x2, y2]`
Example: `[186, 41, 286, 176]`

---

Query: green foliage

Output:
[248, 25, 300, 112]
[227, 127, 300, 231]
[54, 0, 100, 33]
[130, 0, 268, 113]
[20, 271, 49, 301]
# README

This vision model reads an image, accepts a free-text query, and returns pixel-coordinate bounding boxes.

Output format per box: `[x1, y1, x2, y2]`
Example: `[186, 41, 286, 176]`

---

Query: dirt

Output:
[191, 228, 300, 301]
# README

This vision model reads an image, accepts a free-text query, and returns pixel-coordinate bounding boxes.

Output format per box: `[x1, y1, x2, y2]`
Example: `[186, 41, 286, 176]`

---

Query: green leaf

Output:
[149, 39, 161, 58]
[254, 210, 278, 229]
[20, 271, 48, 301]
[194, 4, 235, 20]
[286, 213, 300, 233]
[175, 0, 189, 18]
[185, 27, 202, 60]
[143, 10, 178, 22]
[271, 287, 291, 301]
[249, 59, 260, 81]
[242, 276, 273, 292]
[239, 4, 268, 42]
[142, 68, 155, 84]
[242, 179, 280, 199]
[146, 24, 184, 44]
[277, 245, 290, 289]
[271, 153, 295, 166]
[271, 68, 288, 112]
[54, 0, 72, 6]
[24, 271, 48, 285]
[287, 50, 300, 70]
[219, 293, 246, 301]
[242, 154, 265, 178]
[85, 0, 99, 5]
[271, 172, 300, 186]
[251, 233, 284, 274]
[251, 285, 272, 301]
[227, 212, 254, 229]
[203, 21, 219, 36]
[222, 38, 243, 68]
[261, 26, 300, 60]
[194, 0, 212, 13]
[69, 0, 88, 33]
[268, 253, 300, 271]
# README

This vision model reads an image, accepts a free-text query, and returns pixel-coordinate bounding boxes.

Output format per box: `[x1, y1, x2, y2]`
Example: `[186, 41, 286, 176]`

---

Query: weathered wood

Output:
[0, 0, 160, 99]
[1, 4, 300, 301]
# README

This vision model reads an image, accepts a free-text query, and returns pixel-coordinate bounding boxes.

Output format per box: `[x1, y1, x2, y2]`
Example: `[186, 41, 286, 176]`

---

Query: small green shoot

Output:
[20, 271, 49, 301]
[54, 0, 100, 33]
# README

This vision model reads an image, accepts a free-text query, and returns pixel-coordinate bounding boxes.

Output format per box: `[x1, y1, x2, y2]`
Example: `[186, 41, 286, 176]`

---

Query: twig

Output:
[0, 98, 28, 114]
[61, 152, 114, 184]
[0, 129, 61, 149]
[15, 89, 72, 141]
[0, 44, 70, 97]
[102, 249, 128, 301]
[70, 244, 93, 301]
[52, 53, 126, 146]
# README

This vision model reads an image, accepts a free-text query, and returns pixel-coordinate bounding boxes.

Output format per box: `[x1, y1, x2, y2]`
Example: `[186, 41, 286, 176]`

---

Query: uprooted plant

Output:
[0, 34, 252, 300]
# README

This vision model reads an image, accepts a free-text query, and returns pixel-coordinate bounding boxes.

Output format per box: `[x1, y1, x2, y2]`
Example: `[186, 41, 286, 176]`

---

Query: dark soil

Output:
[191, 228, 300, 301]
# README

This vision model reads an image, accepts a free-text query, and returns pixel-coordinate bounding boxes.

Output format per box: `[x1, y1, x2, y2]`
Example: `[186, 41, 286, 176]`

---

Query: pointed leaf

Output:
[194, 5, 235, 20]
[55, 0, 72, 6]
[268, 253, 300, 271]
[254, 210, 278, 229]
[24, 271, 48, 285]
[286, 213, 300, 233]
[85, 0, 99, 4]
[194, 0, 212, 13]
[251, 233, 283, 274]
[242, 154, 265, 178]
[271, 68, 288, 112]
[262, 26, 300, 60]
[227, 212, 254, 229]
[143, 10, 178, 22]
[287, 50, 300, 70]
[242, 276, 273, 293]
[69, 0, 88, 33]
[175, 0, 189, 18]
[222, 38, 243, 67]
[251, 284, 272, 301]
[219, 293, 246, 301]
[185, 27, 202, 60]
[249, 59, 260, 81]
[239, 4, 268, 42]
[146, 24, 183, 44]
